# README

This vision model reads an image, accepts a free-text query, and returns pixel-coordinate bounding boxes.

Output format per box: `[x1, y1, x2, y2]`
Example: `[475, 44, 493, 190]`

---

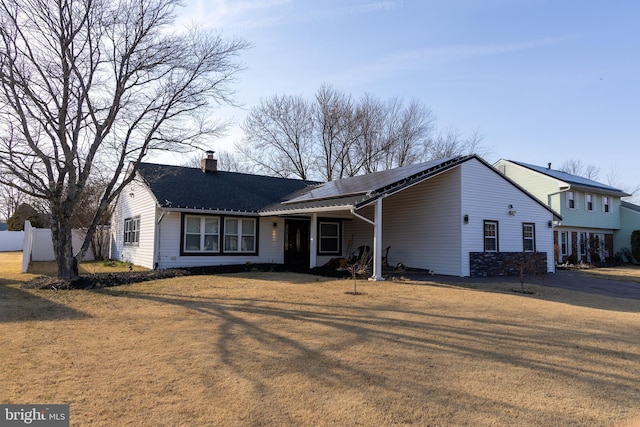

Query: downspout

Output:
[370, 198, 384, 281]
[350, 202, 383, 281]
[309, 213, 318, 269]
[547, 187, 570, 267]
[155, 210, 166, 269]
[350, 209, 375, 226]
[547, 187, 570, 226]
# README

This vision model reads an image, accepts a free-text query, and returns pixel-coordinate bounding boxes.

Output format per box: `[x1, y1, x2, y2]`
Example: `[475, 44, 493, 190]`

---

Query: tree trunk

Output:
[51, 215, 79, 281]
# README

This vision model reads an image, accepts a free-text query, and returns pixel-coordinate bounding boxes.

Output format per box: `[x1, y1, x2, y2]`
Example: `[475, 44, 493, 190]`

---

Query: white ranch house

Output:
[110, 154, 560, 278]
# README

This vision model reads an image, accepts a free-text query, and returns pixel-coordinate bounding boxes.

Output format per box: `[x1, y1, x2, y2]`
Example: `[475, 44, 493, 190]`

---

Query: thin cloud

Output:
[178, 1, 401, 30]
[335, 36, 573, 87]
[177, 0, 292, 29]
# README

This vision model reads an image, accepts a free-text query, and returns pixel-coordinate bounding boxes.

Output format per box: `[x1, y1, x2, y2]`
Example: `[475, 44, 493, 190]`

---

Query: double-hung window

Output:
[567, 191, 575, 209]
[602, 196, 610, 213]
[522, 223, 535, 252]
[184, 216, 220, 253]
[484, 220, 498, 252]
[585, 194, 594, 211]
[319, 221, 340, 254]
[579, 232, 587, 257]
[560, 231, 568, 257]
[124, 217, 140, 245]
[224, 218, 256, 253]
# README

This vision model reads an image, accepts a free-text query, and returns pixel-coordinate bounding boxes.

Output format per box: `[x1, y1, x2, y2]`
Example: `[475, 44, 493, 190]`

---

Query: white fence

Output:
[0, 230, 24, 251]
[21, 221, 100, 272]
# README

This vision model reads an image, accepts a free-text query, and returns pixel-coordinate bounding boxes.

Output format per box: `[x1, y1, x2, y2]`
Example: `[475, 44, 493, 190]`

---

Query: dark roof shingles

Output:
[138, 163, 316, 213]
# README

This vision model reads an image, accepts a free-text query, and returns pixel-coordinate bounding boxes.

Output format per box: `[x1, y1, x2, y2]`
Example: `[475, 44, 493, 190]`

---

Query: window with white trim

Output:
[579, 232, 587, 257]
[560, 231, 568, 257]
[523, 223, 535, 252]
[602, 196, 610, 213]
[484, 220, 498, 252]
[319, 221, 340, 254]
[124, 216, 140, 245]
[585, 194, 594, 211]
[224, 218, 256, 252]
[184, 216, 220, 253]
[567, 191, 575, 209]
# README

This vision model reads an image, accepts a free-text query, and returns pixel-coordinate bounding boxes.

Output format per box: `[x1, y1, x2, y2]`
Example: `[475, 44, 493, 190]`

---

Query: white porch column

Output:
[369, 198, 385, 281]
[309, 213, 318, 269]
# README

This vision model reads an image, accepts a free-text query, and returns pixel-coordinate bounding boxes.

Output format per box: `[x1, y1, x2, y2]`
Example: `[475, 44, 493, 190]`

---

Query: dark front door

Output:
[284, 219, 310, 268]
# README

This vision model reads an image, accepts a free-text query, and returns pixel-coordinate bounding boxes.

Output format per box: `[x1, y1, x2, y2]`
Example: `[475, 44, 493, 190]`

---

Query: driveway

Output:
[397, 269, 640, 300]
[531, 269, 640, 300]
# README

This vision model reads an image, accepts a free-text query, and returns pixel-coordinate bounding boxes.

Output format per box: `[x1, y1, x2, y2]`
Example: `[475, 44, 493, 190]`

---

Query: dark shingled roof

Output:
[137, 163, 317, 213]
[622, 201, 640, 213]
[508, 160, 630, 196]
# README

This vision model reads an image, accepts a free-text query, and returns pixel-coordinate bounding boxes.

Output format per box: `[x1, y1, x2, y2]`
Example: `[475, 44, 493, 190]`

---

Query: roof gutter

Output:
[259, 205, 355, 216]
[350, 208, 375, 226]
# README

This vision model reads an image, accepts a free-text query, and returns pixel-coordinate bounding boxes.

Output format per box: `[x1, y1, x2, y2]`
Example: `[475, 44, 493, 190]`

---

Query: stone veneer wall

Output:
[469, 252, 547, 277]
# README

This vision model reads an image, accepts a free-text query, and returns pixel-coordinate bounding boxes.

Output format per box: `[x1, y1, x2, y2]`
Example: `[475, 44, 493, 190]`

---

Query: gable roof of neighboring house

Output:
[622, 201, 640, 213]
[502, 160, 630, 197]
[137, 162, 318, 214]
[264, 155, 561, 219]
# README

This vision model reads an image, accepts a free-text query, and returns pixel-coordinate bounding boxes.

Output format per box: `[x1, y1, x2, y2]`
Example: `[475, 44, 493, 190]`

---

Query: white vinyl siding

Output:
[377, 166, 462, 276]
[463, 160, 555, 274]
[110, 177, 158, 269]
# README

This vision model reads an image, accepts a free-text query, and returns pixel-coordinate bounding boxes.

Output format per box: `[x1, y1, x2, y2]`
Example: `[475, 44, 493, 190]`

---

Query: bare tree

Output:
[606, 166, 640, 204]
[181, 150, 249, 173]
[381, 98, 435, 169]
[237, 85, 485, 181]
[0, 0, 248, 280]
[354, 94, 387, 174]
[70, 178, 114, 260]
[0, 181, 26, 221]
[427, 127, 485, 160]
[239, 94, 315, 179]
[560, 159, 600, 180]
[314, 84, 361, 181]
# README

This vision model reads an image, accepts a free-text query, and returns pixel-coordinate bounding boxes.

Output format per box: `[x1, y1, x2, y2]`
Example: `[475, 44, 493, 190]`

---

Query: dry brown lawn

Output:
[581, 264, 640, 283]
[1, 251, 640, 426]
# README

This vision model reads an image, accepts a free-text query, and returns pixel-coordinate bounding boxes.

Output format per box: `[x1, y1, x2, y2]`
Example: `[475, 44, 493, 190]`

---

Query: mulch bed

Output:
[20, 263, 334, 290]
[19, 263, 429, 291]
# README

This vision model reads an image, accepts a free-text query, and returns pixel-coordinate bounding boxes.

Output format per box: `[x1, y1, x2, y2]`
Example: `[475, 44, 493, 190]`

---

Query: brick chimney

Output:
[201, 150, 217, 173]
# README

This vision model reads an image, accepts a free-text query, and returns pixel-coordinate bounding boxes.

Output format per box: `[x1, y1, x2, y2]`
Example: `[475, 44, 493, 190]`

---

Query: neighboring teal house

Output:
[494, 159, 631, 264]
[617, 201, 640, 261]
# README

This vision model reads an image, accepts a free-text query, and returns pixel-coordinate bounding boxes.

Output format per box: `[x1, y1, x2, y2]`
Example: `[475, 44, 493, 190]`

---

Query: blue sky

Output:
[165, 0, 639, 192]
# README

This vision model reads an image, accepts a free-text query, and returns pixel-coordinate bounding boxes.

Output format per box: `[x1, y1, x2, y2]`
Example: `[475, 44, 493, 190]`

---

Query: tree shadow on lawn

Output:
[96, 284, 640, 425]
[0, 278, 90, 322]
